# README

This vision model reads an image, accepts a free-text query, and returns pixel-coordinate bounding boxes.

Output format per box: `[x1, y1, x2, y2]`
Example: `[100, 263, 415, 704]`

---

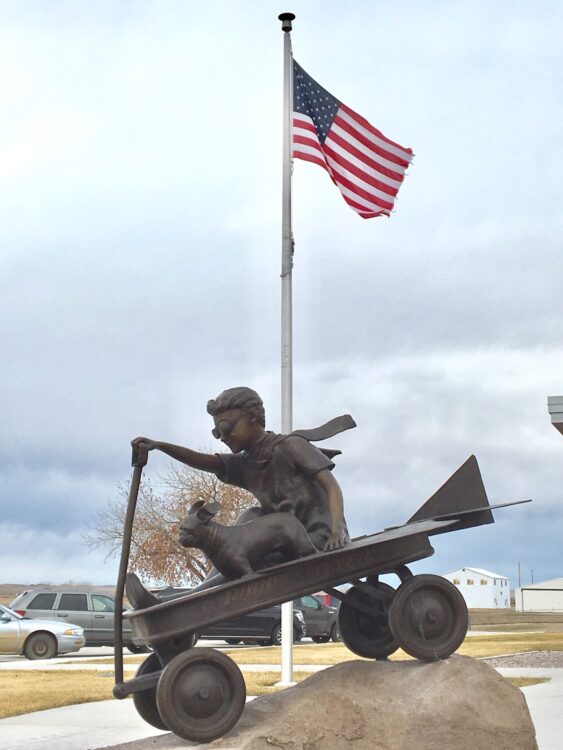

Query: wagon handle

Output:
[114, 445, 149, 686]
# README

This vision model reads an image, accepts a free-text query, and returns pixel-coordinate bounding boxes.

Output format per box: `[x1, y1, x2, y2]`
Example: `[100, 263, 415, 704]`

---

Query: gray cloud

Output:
[1, 1, 562, 587]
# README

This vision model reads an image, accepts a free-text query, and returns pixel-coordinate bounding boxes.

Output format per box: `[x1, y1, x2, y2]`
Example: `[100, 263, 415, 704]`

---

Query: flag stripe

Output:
[339, 103, 414, 160]
[331, 168, 395, 212]
[293, 115, 317, 136]
[340, 190, 390, 217]
[293, 133, 324, 157]
[334, 113, 411, 169]
[323, 142, 399, 197]
[293, 147, 330, 173]
[324, 136, 402, 190]
[329, 126, 408, 182]
[327, 157, 397, 208]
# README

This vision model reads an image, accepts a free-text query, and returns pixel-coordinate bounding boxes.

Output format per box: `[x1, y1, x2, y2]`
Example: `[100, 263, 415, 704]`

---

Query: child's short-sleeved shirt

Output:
[215, 431, 343, 550]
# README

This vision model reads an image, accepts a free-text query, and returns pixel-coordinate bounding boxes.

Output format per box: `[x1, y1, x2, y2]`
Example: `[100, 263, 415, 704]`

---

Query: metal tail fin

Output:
[407, 455, 493, 532]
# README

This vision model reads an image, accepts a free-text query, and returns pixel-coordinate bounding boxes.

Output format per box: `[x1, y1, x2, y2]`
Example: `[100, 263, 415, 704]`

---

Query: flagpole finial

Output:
[278, 12, 295, 32]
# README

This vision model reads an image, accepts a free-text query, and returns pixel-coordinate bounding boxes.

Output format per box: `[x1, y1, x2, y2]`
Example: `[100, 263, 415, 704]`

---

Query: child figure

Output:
[126, 386, 354, 607]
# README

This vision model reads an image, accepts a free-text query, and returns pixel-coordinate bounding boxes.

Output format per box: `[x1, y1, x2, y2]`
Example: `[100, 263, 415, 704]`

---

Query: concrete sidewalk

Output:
[1, 666, 560, 750]
[0, 699, 167, 750]
[500, 667, 563, 750]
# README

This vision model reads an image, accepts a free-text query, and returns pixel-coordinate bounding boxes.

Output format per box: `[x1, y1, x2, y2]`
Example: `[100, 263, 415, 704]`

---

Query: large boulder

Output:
[109, 656, 538, 750]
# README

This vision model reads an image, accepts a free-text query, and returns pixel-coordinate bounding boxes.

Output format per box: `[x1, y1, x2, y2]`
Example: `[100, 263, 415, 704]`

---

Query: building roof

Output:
[443, 567, 509, 580]
[517, 578, 563, 590]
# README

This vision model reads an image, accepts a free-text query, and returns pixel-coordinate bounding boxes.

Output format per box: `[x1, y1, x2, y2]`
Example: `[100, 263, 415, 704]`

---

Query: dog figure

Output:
[179, 500, 318, 580]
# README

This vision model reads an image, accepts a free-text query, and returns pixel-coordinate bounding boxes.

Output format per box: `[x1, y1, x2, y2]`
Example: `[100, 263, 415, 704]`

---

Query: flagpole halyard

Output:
[278, 10, 296, 687]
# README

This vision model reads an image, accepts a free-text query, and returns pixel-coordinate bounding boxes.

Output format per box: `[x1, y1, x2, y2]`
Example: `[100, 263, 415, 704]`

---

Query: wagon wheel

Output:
[156, 648, 246, 743]
[337, 583, 399, 659]
[388, 574, 468, 661]
[132, 653, 168, 730]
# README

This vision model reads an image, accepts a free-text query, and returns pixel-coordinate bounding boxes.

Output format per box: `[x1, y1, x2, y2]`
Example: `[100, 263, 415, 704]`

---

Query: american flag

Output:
[292, 60, 413, 219]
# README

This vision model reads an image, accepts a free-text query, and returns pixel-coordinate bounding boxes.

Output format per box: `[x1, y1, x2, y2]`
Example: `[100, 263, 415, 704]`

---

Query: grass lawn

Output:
[0, 670, 115, 719]
[63, 631, 563, 668]
[0, 667, 550, 720]
[226, 632, 563, 664]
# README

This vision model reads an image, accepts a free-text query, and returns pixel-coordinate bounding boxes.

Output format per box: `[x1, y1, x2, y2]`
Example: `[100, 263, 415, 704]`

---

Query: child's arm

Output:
[131, 437, 222, 473]
[316, 469, 349, 551]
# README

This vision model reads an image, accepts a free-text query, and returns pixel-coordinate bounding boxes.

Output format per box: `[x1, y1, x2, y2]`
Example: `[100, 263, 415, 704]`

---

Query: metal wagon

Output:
[113, 452, 528, 743]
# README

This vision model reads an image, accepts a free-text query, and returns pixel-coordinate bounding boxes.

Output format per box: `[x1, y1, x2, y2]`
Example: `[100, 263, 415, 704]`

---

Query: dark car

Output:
[10, 589, 147, 653]
[315, 590, 346, 610]
[294, 594, 340, 643]
[197, 603, 306, 646]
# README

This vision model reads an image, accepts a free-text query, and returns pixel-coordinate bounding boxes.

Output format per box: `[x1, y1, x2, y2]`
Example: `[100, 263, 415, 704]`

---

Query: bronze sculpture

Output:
[115, 432, 530, 744]
[178, 499, 318, 579]
[126, 386, 356, 608]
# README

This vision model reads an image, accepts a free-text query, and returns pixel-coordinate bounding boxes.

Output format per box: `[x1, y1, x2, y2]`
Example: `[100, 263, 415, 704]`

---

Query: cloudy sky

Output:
[1, 0, 562, 590]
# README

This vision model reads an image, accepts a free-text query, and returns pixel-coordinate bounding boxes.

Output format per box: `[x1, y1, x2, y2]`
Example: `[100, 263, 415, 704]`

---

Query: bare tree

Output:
[84, 465, 255, 586]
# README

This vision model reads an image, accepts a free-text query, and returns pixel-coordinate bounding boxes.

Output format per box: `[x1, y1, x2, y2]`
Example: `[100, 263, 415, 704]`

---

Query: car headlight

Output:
[63, 628, 83, 636]
[294, 610, 304, 623]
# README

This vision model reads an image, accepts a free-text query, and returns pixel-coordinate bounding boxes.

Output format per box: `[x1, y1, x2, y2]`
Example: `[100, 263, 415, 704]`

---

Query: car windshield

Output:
[0, 604, 23, 620]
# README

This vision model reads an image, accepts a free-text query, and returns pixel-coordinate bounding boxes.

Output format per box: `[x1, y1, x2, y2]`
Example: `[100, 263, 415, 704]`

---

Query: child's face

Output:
[212, 409, 255, 453]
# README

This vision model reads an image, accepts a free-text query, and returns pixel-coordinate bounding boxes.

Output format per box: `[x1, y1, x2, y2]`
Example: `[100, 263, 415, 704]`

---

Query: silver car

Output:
[0, 604, 85, 659]
[10, 589, 144, 652]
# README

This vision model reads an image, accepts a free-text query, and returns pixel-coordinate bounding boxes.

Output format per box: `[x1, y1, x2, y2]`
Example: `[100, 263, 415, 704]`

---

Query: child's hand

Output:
[131, 436, 158, 451]
[323, 525, 349, 551]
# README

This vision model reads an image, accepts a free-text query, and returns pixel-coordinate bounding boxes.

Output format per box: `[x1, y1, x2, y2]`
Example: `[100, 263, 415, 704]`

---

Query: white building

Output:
[442, 567, 510, 608]
[515, 579, 563, 612]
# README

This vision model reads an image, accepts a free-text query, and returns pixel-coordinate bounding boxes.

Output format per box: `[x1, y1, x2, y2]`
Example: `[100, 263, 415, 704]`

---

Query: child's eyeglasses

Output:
[212, 414, 245, 440]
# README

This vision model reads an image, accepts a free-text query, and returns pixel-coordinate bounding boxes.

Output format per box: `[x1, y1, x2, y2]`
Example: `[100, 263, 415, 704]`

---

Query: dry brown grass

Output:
[242, 670, 311, 695]
[0, 668, 313, 719]
[0, 670, 116, 719]
[228, 632, 563, 664]
[0, 664, 552, 720]
[227, 643, 372, 664]
[507, 677, 550, 688]
[459, 632, 563, 658]
[60, 631, 563, 668]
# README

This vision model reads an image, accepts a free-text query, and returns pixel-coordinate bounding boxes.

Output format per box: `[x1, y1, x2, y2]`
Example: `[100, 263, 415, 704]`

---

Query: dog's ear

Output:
[202, 500, 220, 517]
[195, 500, 219, 523]
[189, 500, 206, 516]
[188, 499, 219, 523]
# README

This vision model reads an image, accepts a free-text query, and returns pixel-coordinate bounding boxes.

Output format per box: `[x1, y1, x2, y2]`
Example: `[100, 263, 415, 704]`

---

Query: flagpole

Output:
[279, 10, 295, 687]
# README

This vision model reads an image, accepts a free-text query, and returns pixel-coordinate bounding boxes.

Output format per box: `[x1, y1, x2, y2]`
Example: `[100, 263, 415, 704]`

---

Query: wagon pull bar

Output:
[114, 445, 150, 687]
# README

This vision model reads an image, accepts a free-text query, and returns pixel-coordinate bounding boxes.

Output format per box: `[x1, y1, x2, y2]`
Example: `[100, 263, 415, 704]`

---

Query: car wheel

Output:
[224, 639, 241, 645]
[271, 623, 283, 646]
[330, 623, 341, 642]
[24, 632, 57, 660]
[127, 644, 151, 654]
[312, 635, 331, 643]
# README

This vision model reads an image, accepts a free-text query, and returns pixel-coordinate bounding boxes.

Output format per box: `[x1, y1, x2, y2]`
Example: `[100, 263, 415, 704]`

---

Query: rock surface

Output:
[105, 656, 538, 750]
